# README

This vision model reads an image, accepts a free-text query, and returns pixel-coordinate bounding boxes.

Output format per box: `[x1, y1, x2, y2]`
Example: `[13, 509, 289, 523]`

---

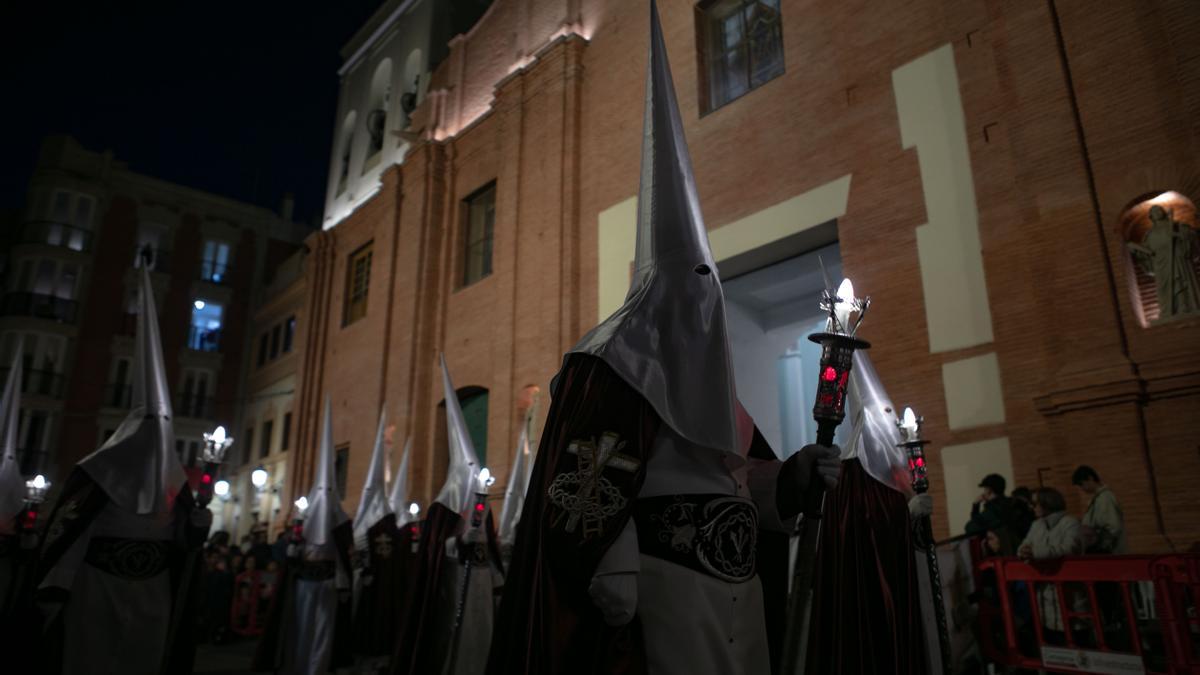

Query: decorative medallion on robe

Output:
[547, 432, 640, 540]
[373, 532, 393, 560]
[638, 495, 758, 583]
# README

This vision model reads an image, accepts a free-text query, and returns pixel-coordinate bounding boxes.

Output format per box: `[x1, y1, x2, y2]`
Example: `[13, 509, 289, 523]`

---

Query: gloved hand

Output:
[908, 493, 933, 518]
[776, 444, 842, 519]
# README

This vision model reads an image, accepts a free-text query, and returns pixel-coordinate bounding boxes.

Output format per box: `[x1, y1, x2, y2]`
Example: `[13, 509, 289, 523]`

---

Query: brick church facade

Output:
[280, 0, 1200, 552]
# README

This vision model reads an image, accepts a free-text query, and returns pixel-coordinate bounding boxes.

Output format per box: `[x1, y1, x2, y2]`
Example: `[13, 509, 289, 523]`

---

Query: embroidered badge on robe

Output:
[547, 432, 640, 540]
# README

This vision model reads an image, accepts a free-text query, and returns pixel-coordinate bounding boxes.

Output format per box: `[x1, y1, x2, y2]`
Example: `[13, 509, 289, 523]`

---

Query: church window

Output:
[344, 242, 373, 325]
[462, 183, 496, 287]
[697, 0, 785, 113]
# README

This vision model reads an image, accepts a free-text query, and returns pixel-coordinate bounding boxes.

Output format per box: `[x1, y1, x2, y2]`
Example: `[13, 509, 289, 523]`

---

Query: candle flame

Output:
[212, 426, 226, 444]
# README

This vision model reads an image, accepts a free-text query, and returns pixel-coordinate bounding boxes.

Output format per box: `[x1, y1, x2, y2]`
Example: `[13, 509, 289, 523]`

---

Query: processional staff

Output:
[781, 272, 871, 674]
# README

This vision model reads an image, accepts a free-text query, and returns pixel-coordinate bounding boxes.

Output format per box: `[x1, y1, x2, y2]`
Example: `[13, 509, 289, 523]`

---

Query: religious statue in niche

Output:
[1127, 204, 1200, 321]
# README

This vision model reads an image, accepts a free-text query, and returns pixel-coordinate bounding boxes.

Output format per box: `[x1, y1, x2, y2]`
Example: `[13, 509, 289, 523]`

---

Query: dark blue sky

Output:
[0, 1, 386, 227]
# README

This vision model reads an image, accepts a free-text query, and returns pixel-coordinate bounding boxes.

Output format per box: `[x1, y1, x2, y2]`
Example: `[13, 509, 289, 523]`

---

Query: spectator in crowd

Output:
[248, 528, 272, 569]
[202, 551, 235, 644]
[1019, 488, 1085, 646]
[984, 527, 1017, 558]
[965, 473, 1014, 536]
[271, 529, 289, 565]
[1072, 465, 1128, 554]
[1009, 486, 1036, 539]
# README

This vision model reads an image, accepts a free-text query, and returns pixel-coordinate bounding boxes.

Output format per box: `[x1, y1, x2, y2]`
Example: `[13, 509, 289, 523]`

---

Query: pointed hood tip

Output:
[433, 355, 481, 515]
[353, 406, 393, 545]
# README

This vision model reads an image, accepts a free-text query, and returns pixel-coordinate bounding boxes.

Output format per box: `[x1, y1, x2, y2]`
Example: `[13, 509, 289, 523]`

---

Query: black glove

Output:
[776, 444, 842, 519]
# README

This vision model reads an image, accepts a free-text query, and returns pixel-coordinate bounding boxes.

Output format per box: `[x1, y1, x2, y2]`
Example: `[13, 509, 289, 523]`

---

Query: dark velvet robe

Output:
[353, 513, 413, 657]
[390, 502, 463, 675]
[487, 354, 661, 675]
[805, 458, 928, 674]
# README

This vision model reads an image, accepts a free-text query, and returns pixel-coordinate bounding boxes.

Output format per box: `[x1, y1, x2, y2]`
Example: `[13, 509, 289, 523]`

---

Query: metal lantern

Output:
[197, 425, 234, 507]
[896, 407, 930, 494]
[806, 278, 871, 444]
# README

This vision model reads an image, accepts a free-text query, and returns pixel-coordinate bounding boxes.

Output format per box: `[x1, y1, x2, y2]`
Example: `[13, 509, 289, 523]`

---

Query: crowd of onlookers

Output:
[197, 526, 290, 644]
[966, 466, 1136, 665]
[966, 465, 1126, 561]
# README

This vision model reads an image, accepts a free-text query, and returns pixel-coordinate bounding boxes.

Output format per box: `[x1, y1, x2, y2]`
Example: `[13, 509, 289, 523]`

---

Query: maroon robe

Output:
[805, 458, 927, 674]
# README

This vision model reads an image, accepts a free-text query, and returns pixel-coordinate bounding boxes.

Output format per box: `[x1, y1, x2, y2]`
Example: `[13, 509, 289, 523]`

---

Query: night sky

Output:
[0, 1, 387, 227]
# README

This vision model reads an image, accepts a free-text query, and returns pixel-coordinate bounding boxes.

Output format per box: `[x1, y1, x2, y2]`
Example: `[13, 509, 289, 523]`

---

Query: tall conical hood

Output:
[305, 396, 350, 548]
[0, 338, 26, 528]
[433, 354, 480, 515]
[78, 266, 185, 515]
[842, 351, 911, 496]
[561, 0, 739, 455]
[390, 437, 415, 526]
[497, 415, 535, 548]
[353, 406, 393, 548]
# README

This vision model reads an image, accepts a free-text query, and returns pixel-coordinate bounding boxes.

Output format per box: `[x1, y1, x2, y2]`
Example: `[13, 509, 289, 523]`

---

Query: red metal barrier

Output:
[975, 554, 1200, 674]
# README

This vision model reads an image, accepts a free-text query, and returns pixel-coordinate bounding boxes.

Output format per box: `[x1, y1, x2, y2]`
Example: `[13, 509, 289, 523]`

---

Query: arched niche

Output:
[1116, 190, 1200, 326]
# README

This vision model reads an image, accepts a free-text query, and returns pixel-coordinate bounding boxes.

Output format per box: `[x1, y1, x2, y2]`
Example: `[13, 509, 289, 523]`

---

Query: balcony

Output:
[21, 221, 93, 253]
[177, 393, 215, 419]
[187, 326, 221, 352]
[1, 367, 66, 399]
[198, 259, 233, 285]
[0, 292, 78, 323]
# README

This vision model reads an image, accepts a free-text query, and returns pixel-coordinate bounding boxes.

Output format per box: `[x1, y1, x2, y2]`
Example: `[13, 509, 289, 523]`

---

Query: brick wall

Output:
[296, 0, 1200, 550]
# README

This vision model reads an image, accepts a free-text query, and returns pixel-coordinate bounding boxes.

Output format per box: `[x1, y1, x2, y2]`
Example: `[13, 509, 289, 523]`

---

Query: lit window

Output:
[344, 243, 373, 325]
[697, 0, 784, 113]
[462, 183, 496, 287]
[200, 240, 232, 284]
[44, 190, 94, 251]
[189, 300, 223, 352]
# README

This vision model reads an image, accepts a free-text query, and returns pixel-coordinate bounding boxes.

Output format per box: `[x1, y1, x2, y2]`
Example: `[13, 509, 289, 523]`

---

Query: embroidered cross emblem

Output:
[46, 499, 80, 547]
[373, 532, 393, 560]
[547, 432, 639, 539]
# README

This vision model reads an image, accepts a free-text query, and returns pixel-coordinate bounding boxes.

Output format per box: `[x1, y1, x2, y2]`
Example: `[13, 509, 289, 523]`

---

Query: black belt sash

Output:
[296, 560, 336, 581]
[633, 494, 758, 583]
[84, 537, 171, 579]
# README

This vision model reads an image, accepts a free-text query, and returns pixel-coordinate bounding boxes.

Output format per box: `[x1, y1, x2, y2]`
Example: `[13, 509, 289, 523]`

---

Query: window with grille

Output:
[696, 0, 785, 113]
[344, 242, 373, 325]
[282, 412, 292, 451]
[335, 445, 350, 498]
[260, 420, 273, 459]
[462, 183, 496, 287]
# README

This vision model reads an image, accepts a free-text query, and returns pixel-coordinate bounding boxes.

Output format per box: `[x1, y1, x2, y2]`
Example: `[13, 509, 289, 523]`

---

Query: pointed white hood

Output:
[433, 354, 480, 516]
[563, 0, 739, 456]
[0, 339, 26, 528]
[353, 406, 393, 548]
[390, 437, 415, 527]
[78, 266, 186, 515]
[842, 351, 911, 496]
[305, 396, 350, 548]
[497, 416, 534, 548]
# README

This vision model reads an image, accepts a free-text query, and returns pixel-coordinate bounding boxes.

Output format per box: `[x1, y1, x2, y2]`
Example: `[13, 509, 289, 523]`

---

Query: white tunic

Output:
[591, 424, 788, 675]
[46, 501, 174, 675]
[281, 542, 344, 675]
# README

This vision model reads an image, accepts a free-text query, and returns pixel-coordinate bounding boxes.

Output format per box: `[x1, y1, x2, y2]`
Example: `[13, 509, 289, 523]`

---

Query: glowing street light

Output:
[251, 466, 269, 490]
[213, 479, 231, 499]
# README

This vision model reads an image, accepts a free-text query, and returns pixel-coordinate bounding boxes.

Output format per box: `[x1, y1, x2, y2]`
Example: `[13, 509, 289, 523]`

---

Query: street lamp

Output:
[213, 479, 231, 499]
[197, 425, 234, 507]
[250, 466, 269, 490]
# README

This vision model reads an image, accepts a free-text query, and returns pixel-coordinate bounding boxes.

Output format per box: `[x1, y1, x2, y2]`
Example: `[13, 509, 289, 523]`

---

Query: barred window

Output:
[462, 183, 496, 287]
[344, 242, 373, 325]
[697, 0, 784, 113]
